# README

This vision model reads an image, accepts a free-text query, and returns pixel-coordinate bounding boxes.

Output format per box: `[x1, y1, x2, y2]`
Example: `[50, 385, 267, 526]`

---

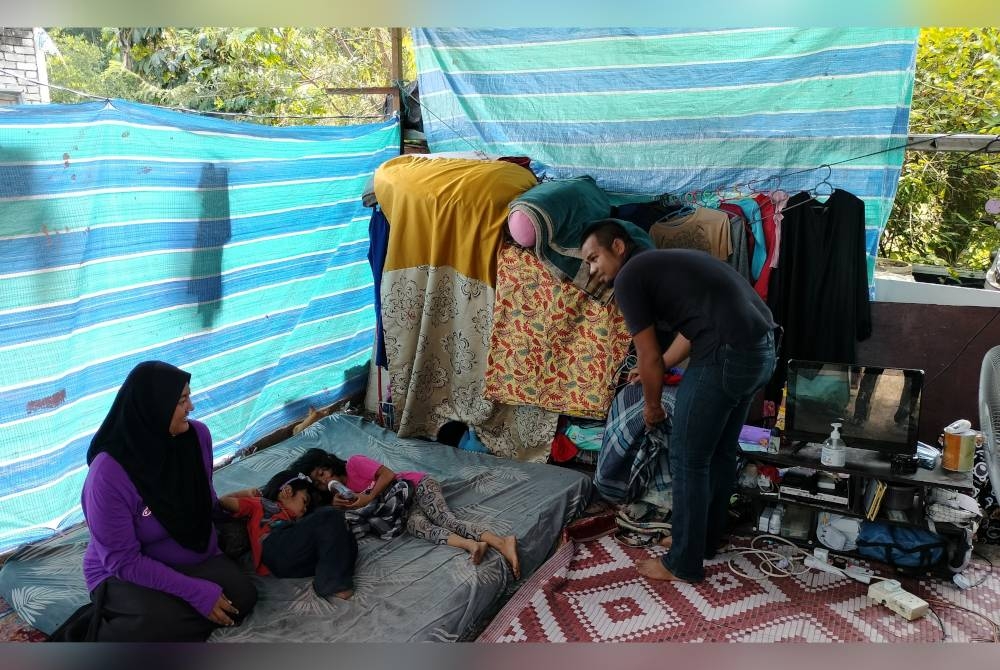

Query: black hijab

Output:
[87, 361, 213, 553]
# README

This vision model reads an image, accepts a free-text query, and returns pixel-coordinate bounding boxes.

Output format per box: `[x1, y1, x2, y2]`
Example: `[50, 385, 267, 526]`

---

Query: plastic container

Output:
[942, 419, 975, 472]
[821, 422, 847, 468]
[328, 479, 356, 500]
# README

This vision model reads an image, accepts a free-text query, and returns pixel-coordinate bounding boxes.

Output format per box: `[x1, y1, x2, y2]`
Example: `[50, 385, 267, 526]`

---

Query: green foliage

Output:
[44, 29, 111, 103]
[882, 28, 1000, 270]
[45, 27, 415, 126]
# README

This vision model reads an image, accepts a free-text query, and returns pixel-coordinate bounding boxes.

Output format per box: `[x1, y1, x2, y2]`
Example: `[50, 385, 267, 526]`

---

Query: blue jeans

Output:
[661, 332, 777, 581]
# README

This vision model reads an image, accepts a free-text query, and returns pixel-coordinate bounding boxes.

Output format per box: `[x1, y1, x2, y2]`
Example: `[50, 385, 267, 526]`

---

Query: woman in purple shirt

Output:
[51, 361, 256, 641]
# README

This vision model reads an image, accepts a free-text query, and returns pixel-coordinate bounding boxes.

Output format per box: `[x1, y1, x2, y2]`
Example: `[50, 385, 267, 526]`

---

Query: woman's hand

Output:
[207, 593, 239, 626]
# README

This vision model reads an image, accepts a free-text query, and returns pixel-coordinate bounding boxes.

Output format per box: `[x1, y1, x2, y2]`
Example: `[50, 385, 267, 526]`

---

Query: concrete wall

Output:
[0, 27, 48, 104]
[857, 301, 1000, 445]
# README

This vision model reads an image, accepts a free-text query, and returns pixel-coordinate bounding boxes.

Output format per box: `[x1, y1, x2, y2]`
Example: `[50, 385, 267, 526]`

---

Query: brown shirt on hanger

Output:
[649, 206, 733, 260]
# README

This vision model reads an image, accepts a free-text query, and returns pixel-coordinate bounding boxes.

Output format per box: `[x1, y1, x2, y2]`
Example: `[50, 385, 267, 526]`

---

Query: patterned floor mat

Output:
[0, 593, 47, 642]
[478, 533, 1000, 643]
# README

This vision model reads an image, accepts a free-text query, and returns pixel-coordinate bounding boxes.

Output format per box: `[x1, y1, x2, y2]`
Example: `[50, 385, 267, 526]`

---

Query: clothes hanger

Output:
[809, 164, 835, 199]
[778, 164, 836, 215]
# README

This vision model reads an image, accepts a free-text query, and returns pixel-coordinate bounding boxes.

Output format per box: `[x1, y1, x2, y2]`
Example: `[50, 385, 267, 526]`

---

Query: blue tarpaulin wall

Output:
[0, 99, 399, 554]
[413, 27, 919, 284]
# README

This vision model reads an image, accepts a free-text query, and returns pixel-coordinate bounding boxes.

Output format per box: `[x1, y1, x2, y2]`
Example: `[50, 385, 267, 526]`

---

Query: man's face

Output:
[582, 235, 625, 287]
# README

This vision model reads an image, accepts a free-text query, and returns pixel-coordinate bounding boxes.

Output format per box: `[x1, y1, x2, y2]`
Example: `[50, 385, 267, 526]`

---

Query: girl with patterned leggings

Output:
[293, 448, 520, 578]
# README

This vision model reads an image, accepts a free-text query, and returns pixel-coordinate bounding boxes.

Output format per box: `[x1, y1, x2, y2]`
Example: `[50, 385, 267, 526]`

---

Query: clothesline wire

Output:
[400, 86, 487, 158]
[717, 130, 1000, 200]
[404, 79, 1000, 204]
[0, 67, 387, 121]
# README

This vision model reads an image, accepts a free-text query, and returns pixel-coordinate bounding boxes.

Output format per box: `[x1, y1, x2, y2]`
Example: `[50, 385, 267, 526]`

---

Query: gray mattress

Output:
[0, 414, 590, 641]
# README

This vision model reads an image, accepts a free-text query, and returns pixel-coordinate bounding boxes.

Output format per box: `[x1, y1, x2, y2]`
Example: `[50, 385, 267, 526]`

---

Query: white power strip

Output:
[867, 579, 929, 621]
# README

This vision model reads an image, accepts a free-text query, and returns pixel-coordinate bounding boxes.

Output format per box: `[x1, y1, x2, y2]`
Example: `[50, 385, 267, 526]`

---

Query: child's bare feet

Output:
[498, 535, 520, 579]
[469, 541, 488, 564]
[320, 586, 354, 603]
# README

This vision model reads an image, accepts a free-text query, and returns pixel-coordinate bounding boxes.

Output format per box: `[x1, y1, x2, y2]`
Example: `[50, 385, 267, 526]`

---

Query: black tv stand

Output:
[789, 439, 809, 455]
[737, 437, 975, 577]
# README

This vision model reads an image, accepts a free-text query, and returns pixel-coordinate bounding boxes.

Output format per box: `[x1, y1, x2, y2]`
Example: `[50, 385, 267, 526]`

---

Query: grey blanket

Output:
[0, 414, 590, 642]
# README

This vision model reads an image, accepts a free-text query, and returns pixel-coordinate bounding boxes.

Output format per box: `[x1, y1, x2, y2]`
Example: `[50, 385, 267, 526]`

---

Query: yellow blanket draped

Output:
[374, 156, 537, 285]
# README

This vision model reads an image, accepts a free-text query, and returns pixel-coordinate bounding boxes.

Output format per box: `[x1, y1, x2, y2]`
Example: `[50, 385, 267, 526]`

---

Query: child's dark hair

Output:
[260, 469, 312, 501]
[290, 448, 347, 478]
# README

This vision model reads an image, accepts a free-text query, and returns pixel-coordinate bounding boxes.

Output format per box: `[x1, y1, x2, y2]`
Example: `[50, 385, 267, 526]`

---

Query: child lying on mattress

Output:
[219, 470, 357, 600]
[292, 448, 521, 578]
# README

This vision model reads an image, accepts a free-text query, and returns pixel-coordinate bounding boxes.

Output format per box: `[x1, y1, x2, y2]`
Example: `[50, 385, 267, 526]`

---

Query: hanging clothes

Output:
[648, 206, 732, 260]
[768, 190, 790, 269]
[719, 203, 753, 269]
[367, 207, 390, 368]
[727, 209, 752, 282]
[765, 189, 872, 402]
[733, 197, 767, 279]
[751, 193, 777, 301]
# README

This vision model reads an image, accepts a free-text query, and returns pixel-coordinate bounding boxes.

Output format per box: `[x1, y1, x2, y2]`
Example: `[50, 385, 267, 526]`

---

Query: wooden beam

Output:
[907, 133, 1000, 153]
[389, 27, 404, 116]
[324, 86, 397, 96]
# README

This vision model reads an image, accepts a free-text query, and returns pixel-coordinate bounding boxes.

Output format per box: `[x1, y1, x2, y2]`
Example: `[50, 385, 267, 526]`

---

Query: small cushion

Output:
[507, 210, 537, 247]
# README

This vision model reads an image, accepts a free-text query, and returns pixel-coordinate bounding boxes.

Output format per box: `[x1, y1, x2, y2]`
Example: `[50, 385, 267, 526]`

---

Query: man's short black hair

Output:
[581, 218, 637, 253]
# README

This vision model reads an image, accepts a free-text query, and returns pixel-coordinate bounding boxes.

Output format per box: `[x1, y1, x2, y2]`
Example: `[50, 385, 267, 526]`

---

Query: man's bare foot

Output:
[637, 557, 683, 581]
[469, 541, 488, 564]
[498, 535, 520, 579]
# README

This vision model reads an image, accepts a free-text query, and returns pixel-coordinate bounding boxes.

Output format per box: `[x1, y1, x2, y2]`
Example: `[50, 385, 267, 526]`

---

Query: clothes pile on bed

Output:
[0, 414, 590, 642]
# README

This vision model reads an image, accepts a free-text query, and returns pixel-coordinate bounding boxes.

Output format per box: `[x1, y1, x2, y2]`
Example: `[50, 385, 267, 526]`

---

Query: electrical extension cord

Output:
[867, 579, 929, 621]
[843, 565, 874, 584]
[803, 554, 846, 576]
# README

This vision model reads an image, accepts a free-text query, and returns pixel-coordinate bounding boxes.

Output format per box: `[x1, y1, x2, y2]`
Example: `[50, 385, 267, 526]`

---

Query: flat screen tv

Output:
[784, 360, 924, 457]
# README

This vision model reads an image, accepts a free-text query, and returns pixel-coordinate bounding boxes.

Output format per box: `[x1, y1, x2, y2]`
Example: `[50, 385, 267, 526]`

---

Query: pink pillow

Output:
[507, 210, 537, 247]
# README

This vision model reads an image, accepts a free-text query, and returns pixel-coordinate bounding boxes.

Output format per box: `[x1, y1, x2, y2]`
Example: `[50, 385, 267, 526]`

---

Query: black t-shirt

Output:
[613, 249, 777, 361]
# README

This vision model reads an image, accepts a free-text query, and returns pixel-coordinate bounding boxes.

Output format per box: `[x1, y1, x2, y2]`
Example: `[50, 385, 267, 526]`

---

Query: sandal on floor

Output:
[614, 530, 657, 548]
[616, 513, 671, 534]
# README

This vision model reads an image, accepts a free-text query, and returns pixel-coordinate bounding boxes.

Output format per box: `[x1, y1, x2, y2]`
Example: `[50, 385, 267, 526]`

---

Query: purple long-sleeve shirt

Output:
[81, 419, 222, 618]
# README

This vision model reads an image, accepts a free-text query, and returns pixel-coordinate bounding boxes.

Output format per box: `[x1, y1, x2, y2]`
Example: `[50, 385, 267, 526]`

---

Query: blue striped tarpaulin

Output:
[0, 99, 399, 554]
[413, 27, 919, 283]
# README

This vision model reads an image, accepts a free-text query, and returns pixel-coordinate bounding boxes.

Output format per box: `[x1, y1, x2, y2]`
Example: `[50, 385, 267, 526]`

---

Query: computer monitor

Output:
[784, 360, 924, 456]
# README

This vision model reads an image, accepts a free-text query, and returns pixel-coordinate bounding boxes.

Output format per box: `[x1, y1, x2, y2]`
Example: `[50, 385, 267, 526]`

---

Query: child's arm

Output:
[367, 465, 397, 500]
[222, 486, 261, 499]
[217, 495, 243, 515]
[339, 464, 396, 510]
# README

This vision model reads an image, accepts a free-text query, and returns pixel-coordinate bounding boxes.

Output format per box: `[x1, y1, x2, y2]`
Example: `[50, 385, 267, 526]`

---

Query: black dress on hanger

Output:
[765, 189, 872, 402]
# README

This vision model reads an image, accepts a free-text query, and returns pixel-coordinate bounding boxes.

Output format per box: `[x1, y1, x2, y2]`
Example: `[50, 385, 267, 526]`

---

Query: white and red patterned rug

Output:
[478, 532, 1000, 643]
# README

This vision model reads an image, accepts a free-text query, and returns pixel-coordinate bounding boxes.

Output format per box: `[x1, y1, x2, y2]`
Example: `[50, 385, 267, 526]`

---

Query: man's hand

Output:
[643, 403, 666, 429]
[207, 593, 239, 626]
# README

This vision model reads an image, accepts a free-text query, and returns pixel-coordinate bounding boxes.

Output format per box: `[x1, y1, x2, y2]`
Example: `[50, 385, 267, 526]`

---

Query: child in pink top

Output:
[293, 448, 520, 578]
